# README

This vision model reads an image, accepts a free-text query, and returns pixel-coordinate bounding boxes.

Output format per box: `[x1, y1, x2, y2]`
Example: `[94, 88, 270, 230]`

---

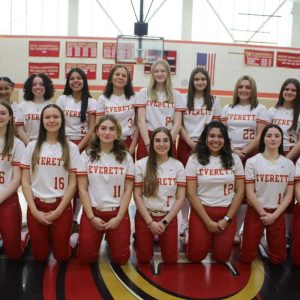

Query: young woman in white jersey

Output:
[221, 75, 268, 243]
[0, 77, 20, 120]
[0, 102, 27, 259]
[96, 65, 138, 156]
[178, 67, 222, 235]
[77, 115, 134, 264]
[21, 104, 80, 261]
[240, 124, 294, 265]
[136, 59, 184, 160]
[56, 68, 97, 227]
[134, 127, 186, 264]
[16, 73, 54, 144]
[185, 121, 244, 263]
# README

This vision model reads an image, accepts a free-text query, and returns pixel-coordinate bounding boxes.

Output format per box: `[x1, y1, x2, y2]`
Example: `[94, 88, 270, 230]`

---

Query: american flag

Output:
[197, 52, 216, 86]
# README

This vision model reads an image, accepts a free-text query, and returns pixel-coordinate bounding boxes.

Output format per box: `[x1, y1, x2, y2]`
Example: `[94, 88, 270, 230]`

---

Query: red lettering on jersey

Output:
[25, 114, 40, 121]
[64, 110, 81, 117]
[88, 165, 124, 175]
[157, 177, 177, 186]
[197, 168, 232, 176]
[184, 108, 210, 116]
[256, 174, 288, 183]
[38, 157, 64, 166]
[105, 105, 134, 113]
[227, 114, 256, 121]
[272, 119, 292, 126]
[146, 101, 174, 108]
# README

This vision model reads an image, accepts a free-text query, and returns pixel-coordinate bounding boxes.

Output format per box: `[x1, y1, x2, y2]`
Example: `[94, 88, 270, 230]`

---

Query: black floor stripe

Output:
[56, 261, 68, 300]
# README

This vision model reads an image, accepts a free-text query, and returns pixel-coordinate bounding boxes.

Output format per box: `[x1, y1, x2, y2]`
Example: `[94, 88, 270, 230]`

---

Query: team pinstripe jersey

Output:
[134, 157, 186, 212]
[267, 107, 300, 151]
[186, 153, 244, 207]
[135, 87, 185, 131]
[0, 137, 24, 193]
[96, 94, 136, 139]
[221, 103, 268, 148]
[182, 95, 222, 139]
[56, 95, 97, 139]
[245, 153, 294, 208]
[20, 141, 80, 198]
[77, 151, 134, 208]
[15, 100, 52, 140]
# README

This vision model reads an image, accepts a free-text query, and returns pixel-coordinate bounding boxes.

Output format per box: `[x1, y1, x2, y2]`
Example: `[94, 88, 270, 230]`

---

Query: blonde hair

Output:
[147, 59, 174, 103]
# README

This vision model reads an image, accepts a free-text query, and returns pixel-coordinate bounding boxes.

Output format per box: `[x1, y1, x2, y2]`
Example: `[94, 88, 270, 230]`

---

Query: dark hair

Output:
[259, 124, 284, 155]
[187, 67, 214, 111]
[103, 65, 134, 99]
[23, 73, 54, 101]
[275, 78, 300, 132]
[88, 114, 127, 163]
[63, 68, 92, 123]
[0, 77, 15, 87]
[143, 127, 173, 197]
[0, 101, 15, 157]
[232, 75, 258, 110]
[31, 104, 70, 172]
[196, 121, 234, 169]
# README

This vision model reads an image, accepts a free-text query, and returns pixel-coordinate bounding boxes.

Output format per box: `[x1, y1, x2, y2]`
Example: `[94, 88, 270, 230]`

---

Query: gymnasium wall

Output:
[1, 35, 300, 108]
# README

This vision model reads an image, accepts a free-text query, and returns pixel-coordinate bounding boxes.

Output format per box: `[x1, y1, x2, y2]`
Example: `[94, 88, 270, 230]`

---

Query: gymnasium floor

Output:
[1, 196, 300, 300]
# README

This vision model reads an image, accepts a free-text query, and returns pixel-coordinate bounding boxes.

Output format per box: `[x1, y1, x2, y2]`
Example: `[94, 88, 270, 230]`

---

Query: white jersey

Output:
[134, 157, 186, 212]
[96, 94, 136, 139]
[295, 157, 300, 182]
[135, 87, 185, 131]
[56, 95, 97, 139]
[267, 107, 300, 152]
[245, 153, 294, 208]
[10, 101, 20, 122]
[77, 151, 134, 208]
[183, 95, 222, 139]
[20, 141, 80, 199]
[15, 100, 52, 140]
[185, 153, 244, 207]
[221, 103, 268, 148]
[0, 137, 24, 193]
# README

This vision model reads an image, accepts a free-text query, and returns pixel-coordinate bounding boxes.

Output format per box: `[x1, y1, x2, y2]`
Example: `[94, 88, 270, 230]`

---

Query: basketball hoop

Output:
[135, 57, 145, 64]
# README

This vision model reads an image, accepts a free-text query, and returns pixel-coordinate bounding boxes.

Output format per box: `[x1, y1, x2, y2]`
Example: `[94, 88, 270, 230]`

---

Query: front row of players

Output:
[0, 101, 299, 267]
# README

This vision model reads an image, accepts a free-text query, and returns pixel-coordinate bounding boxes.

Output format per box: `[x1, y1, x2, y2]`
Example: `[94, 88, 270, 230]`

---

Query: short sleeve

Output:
[295, 158, 300, 181]
[134, 159, 146, 186]
[12, 139, 25, 165]
[175, 161, 186, 186]
[15, 103, 25, 125]
[174, 90, 185, 112]
[233, 154, 244, 179]
[287, 160, 295, 185]
[20, 142, 35, 169]
[76, 152, 88, 176]
[125, 154, 135, 180]
[220, 104, 230, 123]
[135, 88, 147, 107]
[56, 95, 66, 110]
[96, 95, 106, 115]
[185, 155, 198, 180]
[257, 104, 270, 125]
[69, 142, 81, 173]
[213, 97, 222, 119]
[245, 157, 255, 184]
[87, 98, 97, 115]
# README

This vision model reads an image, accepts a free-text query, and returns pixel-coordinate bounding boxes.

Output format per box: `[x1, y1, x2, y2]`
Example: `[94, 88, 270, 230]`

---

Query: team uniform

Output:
[10, 101, 20, 123]
[178, 96, 222, 166]
[240, 153, 294, 264]
[96, 94, 136, 149]
[15, 100, 52, 141]
[134, 157, 186, 263]
[56, 95, 97, 144]
[221, 103, 268, 155]
[77, 151, 134, 264]
[292, 158, 300, 266]
[0, 137, 25, 259]
[135, 88, 185, 159]
[266, 107, 300, 155]
[20, 141, 80, 261]
[185, 153, 244, 263]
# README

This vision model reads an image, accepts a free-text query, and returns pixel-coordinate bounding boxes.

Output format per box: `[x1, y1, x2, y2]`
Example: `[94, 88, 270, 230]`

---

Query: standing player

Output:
[134, 127, 186, 264]
[240, 124, 294, 265]
[16, 73, 54, 144]
[221, 75, 268, 243]
[0, 101, 27, 259]
[178, 67, 222, 235]
[0, 77, 20, 121]
[56, 68, 97, 227]
[136, 59, 184, 160]
[185, 121, 244, 263]
[77, 115, 134, 264]
[21, 104, 80, 261]
[96, 65, 138, 156]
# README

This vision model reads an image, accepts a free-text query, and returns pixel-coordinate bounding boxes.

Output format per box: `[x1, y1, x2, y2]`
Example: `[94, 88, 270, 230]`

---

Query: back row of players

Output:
[0, 59, 299, 266]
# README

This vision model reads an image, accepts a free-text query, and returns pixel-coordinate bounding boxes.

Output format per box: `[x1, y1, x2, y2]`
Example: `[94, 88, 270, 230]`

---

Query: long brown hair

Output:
[0, 102, 15, 157]
[88, 114, 127, 163]
[31, 104, 70, 173]
[143, 127, 173, 197]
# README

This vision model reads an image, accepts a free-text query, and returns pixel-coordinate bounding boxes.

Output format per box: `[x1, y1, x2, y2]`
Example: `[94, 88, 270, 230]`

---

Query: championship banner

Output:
[102, 64, 134, 80]
[65, 63, 97, 80]
[103, 42, 117, 59]
[66, 42, 97, 58]
[276, 52, 300, 69]
[244, 49, 274, 67]
[144, 50, 177, 75]
[28, 63, 60, 78]
[29, 41, 60, 57]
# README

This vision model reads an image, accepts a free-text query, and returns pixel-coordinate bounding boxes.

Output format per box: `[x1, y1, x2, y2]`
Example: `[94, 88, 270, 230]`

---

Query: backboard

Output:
[115, 35, 164, 64]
